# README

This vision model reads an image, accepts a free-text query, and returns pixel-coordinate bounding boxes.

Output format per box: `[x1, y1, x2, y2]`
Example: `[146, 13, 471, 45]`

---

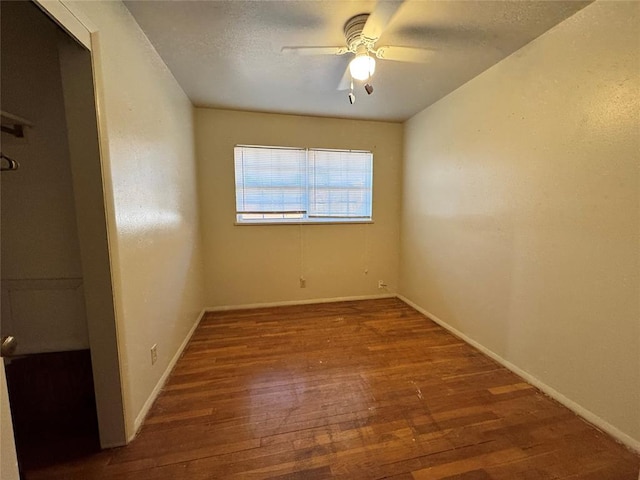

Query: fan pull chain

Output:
[365, 51, 374, 95]
[348, 77, 355, 104]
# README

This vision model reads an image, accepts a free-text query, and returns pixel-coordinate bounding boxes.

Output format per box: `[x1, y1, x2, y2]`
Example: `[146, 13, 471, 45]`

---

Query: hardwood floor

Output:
[28, 298, 639, 479]
[6, 350, 101, 472]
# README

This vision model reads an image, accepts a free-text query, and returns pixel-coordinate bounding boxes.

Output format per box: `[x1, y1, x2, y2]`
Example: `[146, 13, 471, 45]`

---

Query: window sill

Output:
[234, 220, 374, 226]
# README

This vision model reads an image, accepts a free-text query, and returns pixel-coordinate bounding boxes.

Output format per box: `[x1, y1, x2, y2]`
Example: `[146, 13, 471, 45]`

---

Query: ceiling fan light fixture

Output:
[349, 54, 375, 81]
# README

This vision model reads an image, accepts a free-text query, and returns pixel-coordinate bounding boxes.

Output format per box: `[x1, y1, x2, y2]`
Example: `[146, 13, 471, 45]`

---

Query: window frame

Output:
[234, 144, 374, 226]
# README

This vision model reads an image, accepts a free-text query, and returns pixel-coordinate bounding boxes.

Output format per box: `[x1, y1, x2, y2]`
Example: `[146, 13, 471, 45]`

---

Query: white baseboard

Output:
[206, 293, 396, 312]
[396, 294, 640, 454]
[129, 308, 206, 442]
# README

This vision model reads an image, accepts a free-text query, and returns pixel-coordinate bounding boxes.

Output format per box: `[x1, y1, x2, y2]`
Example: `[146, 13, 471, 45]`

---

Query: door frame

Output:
[1, 366, 19, 479]
[30, 0, 128, 448]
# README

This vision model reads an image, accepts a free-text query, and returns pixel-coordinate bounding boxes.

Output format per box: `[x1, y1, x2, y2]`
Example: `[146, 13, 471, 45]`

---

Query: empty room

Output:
[0, 0, 638, 479]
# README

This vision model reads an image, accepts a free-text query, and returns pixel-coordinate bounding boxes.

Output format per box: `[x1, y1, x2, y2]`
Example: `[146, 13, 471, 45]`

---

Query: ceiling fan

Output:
[281, 0, 432, 103]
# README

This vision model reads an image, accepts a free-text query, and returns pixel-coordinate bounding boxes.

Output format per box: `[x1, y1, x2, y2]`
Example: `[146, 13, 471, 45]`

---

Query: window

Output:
[234, 145, 373, 224]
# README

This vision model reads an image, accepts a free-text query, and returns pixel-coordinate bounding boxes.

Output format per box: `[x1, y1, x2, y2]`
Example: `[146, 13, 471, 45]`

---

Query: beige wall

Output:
[195, 109, 402, 307]
[400, 0, 639, 446]
[1, 1, 88, 354]
[67, 1, 205, 437]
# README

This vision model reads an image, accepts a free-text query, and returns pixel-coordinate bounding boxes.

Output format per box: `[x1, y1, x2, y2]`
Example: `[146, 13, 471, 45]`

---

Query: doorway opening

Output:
[1, 1, 125, 475]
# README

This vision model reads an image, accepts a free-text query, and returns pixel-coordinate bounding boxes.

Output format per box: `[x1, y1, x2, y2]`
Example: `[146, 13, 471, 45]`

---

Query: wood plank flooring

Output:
[6, 350, 101, 471]
[28, 298, 639, 479]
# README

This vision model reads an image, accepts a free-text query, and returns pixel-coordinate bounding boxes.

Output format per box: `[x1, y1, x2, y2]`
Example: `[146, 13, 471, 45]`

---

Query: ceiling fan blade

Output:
[362, 0, 406, 41]
[375, 46, 434, 63]
[337, 65, 352, 91]
[281, 46, 349, 56]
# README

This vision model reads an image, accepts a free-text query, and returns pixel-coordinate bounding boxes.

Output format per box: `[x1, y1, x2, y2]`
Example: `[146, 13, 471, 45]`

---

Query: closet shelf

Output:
[1, 110, 34, 138]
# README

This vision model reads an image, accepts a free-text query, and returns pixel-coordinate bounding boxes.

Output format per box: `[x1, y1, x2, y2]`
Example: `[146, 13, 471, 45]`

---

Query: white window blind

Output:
[235, 146, 307, 221]
[234, 145, 373, 224]
[308, 149, 373, 219]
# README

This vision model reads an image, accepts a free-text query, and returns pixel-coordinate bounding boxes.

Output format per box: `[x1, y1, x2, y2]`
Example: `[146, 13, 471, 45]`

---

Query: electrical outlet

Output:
[299, 277, 306, 288]
[150, 344, 157, 365]
[378, 280, 387, 289]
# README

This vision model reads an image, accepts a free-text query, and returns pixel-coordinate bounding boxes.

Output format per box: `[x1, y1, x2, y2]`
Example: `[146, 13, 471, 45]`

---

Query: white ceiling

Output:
[124, 0, 590, 122]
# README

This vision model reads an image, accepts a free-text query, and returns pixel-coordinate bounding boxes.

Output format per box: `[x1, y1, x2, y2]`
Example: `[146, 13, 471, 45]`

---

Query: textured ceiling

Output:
[124, 0, 591, 122]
